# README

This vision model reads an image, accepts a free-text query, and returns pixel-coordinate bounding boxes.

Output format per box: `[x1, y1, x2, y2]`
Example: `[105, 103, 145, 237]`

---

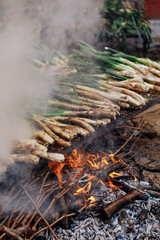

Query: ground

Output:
[132, 103, 160, 191]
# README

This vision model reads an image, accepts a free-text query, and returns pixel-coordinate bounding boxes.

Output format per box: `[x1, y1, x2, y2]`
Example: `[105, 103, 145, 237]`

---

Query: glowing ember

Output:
[109, 153, 117, 162]
[88, 196, 96, 205]
[74, 182, 91, 196]
[109, 172, 122, 178]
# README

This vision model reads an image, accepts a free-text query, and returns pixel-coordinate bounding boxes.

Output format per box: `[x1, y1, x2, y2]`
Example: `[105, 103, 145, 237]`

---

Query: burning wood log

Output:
[33, 151, 65, 162]
[12, 140, 47, 154]
[10, 154, 40, 165]
[103, 188, 146, 219]
[98, 162, 126, 181]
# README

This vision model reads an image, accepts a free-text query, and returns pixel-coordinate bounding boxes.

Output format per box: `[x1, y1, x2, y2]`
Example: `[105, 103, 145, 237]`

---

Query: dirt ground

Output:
[132, 104, 160, 191]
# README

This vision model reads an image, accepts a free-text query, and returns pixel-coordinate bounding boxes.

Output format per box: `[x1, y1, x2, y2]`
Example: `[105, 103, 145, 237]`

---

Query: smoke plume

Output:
[0, 0, 103, 169]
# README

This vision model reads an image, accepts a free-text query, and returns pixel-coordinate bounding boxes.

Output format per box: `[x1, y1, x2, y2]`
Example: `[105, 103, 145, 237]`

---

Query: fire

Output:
[74, 182, 91, 196]
[88, 196, 96, 203]
[109, 153, 117, 162]
[88, 196, 96, 206]
[109, 172, 122, 178]
[48, 148, 137, 204]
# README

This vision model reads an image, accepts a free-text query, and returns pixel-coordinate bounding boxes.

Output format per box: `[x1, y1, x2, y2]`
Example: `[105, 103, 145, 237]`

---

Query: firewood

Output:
[59, 196, 69, 227]
[98, 162, 126, 181]
[103, 189, 146, 219]
[1, 226, 27, 240]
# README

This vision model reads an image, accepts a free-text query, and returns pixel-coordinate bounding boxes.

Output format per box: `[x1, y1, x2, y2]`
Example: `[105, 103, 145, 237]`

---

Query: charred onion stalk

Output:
[10, 154, 40, 165]
[8, 41, 160, 165]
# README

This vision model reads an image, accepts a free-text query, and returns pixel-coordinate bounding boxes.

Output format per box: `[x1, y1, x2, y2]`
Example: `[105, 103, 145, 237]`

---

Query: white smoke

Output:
[0, 0, 103, 168]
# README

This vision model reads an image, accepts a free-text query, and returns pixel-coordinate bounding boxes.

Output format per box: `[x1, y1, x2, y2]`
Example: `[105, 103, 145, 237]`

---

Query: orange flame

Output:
[48, 148, 137, 202]
[74, 181, 92, 196]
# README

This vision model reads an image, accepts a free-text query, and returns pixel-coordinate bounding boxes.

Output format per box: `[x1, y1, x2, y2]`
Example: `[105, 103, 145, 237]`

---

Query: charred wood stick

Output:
[114, 130, 139, 156]
[109, 177, 133, 193]
[1, 225, 27, 240]
[23, 186, 59, 240]
[103, 189, 146, 219]
[1, 226, 22, 240]
[134, 162, 160, 172]
[59, 196, 68, 228]
[32, 186, 71, 230]
[98, 162, 126, 182]
[30, 213, 76, 240]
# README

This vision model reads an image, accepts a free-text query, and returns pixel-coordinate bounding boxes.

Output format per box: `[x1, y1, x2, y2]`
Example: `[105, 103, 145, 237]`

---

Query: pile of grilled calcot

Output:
[10, 42, 160, 166]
